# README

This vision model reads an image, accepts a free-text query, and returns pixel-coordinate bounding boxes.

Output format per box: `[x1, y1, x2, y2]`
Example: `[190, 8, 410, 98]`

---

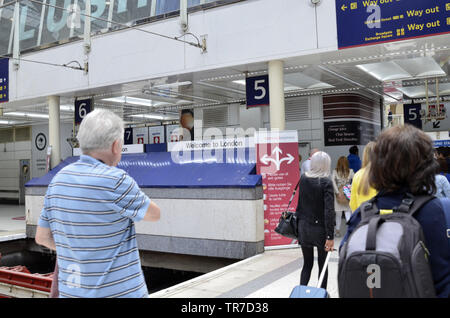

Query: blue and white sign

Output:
[434, 140, 450, 147]
[74, 98, 93, 124]
[0, 58, 9, 103]
[336, 0, 450, 49]
[246, 75, 270, 108]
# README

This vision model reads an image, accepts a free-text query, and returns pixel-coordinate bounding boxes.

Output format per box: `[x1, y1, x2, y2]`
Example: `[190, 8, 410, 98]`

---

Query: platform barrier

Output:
[25, 148, 264, 260]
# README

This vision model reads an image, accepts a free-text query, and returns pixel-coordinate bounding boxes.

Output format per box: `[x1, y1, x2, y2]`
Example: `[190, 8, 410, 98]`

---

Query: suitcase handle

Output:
[316, 250, 333, 288]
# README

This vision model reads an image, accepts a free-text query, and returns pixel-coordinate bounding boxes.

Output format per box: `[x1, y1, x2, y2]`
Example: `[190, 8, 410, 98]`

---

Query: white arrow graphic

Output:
[260, 147, 295, 171]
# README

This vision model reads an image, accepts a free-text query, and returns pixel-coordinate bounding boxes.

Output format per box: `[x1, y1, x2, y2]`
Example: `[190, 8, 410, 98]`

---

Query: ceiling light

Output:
[152, 81, 192, 89]
[60, 105, 74, 112]
[129, 114, 178, 121]
[357, 57, 446, 81]
[4, 112, 49, 119]
[0, 119, 18, 125]
[101, 96, 154, 107]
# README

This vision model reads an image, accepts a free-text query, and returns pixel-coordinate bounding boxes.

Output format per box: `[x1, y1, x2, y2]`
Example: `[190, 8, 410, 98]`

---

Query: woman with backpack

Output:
[340, 125, 450, 298]
[331, 157, 354, 237]
[296, 151, 335, 290]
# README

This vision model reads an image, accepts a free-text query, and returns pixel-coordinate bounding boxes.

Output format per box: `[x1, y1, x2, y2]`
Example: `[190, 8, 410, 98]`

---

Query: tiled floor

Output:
[0, 204, 26, 242]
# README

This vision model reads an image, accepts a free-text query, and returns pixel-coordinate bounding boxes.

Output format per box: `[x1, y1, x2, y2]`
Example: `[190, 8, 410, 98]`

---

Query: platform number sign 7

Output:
[246, 75, 270, 108]
[75, 98, 92, 124]
[124, 128, 133, 145]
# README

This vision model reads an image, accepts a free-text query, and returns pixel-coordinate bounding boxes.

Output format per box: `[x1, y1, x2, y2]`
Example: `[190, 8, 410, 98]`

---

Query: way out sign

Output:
[255, 131, 300, 247]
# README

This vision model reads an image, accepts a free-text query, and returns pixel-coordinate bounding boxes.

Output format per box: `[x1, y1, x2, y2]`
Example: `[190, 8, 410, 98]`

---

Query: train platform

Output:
[150, 235, 345, 299]
[0, 204, 26, 243]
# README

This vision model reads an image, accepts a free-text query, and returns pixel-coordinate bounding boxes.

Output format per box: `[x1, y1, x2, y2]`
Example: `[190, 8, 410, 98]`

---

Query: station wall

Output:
[8, 0, 338, 103]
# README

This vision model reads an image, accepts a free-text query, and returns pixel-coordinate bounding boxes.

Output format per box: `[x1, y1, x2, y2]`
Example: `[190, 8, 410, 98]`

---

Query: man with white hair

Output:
[35, 109, 160, 298]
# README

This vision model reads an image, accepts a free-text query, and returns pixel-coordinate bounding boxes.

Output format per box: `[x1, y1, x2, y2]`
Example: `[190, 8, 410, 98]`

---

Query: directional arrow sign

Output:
[341, 4, 347, 11]
[260, 147, 295, 171]
[433, 121, 441, 129]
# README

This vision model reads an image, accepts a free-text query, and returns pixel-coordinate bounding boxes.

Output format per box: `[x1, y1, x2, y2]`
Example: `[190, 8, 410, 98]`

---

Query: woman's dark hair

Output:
[369, 124, 438, 195]
[437, 158, 448, 174]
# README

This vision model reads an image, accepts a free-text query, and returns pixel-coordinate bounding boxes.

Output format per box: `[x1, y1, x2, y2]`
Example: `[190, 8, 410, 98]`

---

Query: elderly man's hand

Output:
[143, 201, 160, 222]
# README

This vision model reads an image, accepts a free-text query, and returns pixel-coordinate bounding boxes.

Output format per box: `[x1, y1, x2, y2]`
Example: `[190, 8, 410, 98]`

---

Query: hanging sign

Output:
[246, 75, 270, 108]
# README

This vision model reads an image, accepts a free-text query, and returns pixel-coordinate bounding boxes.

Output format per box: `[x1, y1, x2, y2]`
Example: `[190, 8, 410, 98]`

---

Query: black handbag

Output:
[274, 179, 301, 240]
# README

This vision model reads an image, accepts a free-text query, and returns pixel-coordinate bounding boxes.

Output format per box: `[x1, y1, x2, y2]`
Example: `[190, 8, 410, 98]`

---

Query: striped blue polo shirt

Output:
[38, 155, 151, 298]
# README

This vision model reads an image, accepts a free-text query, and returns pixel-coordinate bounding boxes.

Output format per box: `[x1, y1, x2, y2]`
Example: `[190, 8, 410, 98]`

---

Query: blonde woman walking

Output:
[349, 141, 377, 212]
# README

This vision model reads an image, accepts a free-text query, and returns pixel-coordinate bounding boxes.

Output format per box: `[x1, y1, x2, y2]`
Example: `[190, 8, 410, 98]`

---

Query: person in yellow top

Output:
[349, 141, 377, 212]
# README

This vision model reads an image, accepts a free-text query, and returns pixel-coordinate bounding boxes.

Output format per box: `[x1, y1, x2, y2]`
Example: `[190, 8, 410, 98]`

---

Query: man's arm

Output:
[143, 201, 160, 222]
[35, 226, 56, 251]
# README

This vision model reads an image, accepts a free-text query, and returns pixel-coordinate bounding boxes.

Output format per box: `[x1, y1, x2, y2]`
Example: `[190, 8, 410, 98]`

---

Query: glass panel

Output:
[188, 0, 201, 7]
[19, 0, 45, 51]
[155, 0, 179, 16]
[0, 1, 15, 55]
[40, 0, 73, 46]
[87, 0, 110, 33]
[111, 0, 152, 30]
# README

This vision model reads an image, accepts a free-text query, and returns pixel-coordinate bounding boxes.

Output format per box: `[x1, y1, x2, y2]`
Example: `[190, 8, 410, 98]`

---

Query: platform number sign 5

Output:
[403, 104, 422, 129]
[75, 98, 92, 124]
[246, 75, 270, 108]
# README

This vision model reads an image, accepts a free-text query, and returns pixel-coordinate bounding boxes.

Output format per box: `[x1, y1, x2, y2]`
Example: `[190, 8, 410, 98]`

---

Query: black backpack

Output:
[338, 194, 436, 298]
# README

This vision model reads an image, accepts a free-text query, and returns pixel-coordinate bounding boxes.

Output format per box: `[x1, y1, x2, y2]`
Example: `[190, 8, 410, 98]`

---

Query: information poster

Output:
[255, 131, 300, 247]
[324, 120, 379, 146]
[133, 127, 149, 144]
[149, 126, 165, 144]
[336, 0, 450, 49]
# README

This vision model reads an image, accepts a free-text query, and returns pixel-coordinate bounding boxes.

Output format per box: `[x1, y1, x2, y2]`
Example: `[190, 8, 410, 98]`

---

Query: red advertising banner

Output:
[255, 131, 300, 247]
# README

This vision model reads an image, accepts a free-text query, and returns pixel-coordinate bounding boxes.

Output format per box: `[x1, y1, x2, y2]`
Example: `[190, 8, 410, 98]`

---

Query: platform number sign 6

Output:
[75, 98, 92, 124]
[246, 75, 270, 108]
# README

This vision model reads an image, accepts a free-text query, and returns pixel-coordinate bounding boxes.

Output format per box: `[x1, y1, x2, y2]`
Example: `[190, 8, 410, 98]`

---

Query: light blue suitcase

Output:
[289, 251, 332, 298]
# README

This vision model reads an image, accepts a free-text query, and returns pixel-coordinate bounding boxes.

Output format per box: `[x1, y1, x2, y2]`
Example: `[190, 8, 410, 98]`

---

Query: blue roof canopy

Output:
[26, 149, 261, 189]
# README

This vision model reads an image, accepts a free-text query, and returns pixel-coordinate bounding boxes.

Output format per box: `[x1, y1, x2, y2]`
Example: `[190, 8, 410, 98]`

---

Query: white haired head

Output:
[77, 109, 124, 154]
[306, 151, 331, 178]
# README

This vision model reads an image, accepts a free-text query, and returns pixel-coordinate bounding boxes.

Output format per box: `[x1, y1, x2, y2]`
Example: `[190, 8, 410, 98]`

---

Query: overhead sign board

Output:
[246, 75, 270, 108]
[124, 128, 133, 145]
[336, 0, 450, 49]
[0, 58, 9, 103]
[434, 139, 450, 147]
[74, 98, 93, 124]
[404, 102, 450, 132]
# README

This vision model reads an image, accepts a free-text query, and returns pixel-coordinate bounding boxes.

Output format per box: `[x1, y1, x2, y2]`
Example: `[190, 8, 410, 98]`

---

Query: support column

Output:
[48, 96, 61, 169]
[268, 60, 285, 130]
